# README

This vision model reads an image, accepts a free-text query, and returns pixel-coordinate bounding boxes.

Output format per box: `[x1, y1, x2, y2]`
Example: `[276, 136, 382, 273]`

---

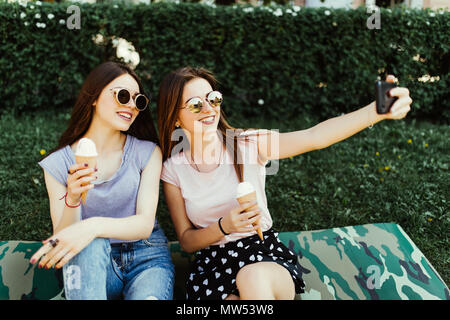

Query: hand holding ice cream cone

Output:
[74, 138, 98, 205]
[236, 182, 264, 241]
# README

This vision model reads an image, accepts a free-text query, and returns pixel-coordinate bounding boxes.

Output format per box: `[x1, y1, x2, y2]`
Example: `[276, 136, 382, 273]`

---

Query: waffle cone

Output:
[75, 155, 97, 205]
[237, 191, 263, 241]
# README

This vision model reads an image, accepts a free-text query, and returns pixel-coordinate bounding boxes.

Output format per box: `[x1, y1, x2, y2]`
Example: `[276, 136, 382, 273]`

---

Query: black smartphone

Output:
[375, 80, 398, 114]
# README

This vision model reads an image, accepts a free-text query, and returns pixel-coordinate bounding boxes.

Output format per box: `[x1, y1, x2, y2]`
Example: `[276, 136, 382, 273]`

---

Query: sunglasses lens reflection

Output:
[187, 98, 203, 113]
[208, 91, 223, 107]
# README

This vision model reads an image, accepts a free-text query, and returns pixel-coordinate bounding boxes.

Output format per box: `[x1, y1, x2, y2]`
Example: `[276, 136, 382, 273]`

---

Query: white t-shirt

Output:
[161, 132, 273, 245]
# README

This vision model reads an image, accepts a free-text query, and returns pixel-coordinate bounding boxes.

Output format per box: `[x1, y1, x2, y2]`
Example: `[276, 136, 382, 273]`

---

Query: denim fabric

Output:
[62, 224, 174, 300]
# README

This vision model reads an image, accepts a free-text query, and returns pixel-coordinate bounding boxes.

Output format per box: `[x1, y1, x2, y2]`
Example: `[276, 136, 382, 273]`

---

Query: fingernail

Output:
[84, 163, 88, 167]
[30, 259, 35, 264]
[94, 168, 98, 172]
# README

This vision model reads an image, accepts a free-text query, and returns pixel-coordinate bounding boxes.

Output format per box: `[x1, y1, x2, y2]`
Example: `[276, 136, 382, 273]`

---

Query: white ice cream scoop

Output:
[236, 181, 255, 198]
[75, 138, 98, 157]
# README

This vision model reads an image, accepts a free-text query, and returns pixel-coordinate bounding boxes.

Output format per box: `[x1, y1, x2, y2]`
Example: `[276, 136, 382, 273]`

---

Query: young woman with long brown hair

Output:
[30, 61, 174, 300]
[157, 66, 412, 300]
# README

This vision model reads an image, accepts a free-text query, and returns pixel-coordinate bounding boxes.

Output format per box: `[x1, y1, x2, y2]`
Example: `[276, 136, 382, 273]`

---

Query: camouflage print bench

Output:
[0, 223, 448, 300]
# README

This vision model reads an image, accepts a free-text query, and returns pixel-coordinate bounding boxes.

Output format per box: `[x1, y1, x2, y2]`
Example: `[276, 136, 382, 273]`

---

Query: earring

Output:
[175, 122, 180, 128]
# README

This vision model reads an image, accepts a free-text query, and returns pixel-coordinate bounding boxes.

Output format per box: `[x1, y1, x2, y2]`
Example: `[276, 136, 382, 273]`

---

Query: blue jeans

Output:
[62, 224, 175, 300]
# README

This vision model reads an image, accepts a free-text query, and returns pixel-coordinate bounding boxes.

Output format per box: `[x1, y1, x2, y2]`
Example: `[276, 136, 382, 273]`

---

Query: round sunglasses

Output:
[110, 87, 149, 111]
[182, 91, 223, 114]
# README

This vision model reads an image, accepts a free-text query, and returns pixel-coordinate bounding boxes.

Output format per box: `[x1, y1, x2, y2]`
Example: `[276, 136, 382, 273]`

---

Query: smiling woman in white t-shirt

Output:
[157, 66, 412, 300]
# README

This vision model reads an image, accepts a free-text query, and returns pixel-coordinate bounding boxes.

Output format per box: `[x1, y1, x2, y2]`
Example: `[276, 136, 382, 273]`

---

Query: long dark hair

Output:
[48, 61, 158, 156]
[157, 66, 250, 183]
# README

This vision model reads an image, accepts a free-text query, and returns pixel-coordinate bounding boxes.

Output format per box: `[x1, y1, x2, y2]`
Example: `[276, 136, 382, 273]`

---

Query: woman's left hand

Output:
[382, 75, 413, 120]
[30, 219, 98, 269]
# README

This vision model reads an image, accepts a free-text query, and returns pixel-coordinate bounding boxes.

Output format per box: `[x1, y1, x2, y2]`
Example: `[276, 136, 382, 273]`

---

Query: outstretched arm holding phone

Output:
[256, 75, 412, 162]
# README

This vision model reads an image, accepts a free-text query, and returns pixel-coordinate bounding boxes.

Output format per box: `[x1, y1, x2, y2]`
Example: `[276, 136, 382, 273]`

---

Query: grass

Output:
[0, 107, 448, 285]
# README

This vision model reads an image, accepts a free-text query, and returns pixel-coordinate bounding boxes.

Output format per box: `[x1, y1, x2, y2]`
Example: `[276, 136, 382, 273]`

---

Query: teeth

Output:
[201, 116, 214, 122]
[118, 112, 131, 119]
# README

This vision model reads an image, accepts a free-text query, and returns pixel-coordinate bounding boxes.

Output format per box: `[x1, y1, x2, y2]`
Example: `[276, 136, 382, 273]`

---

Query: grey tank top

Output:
[38, 134, 159, 243]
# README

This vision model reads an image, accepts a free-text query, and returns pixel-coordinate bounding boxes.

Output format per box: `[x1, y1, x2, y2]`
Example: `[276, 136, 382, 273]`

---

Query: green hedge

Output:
[1, 1, 449, 122]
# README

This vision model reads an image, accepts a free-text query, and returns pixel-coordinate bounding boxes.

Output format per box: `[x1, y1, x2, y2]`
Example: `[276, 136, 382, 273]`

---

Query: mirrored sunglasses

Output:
[183, 91, 223, 114]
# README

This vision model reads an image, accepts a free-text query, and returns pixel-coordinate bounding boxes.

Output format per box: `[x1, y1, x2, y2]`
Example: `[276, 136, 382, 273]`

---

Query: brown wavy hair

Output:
[157, 66, 248, 183]
[47, 61, 158, 157]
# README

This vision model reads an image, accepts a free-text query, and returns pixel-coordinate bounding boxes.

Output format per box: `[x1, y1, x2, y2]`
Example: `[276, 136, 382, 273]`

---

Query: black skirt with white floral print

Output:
[185, 228, 305, 300]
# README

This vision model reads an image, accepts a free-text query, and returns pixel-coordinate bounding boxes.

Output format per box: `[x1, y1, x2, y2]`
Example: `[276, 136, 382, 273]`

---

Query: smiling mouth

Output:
[199, 115, 215, 125]
[117, 112, 132, 121]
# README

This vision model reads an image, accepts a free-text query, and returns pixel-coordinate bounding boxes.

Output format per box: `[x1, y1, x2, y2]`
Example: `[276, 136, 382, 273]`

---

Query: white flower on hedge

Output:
[47, 13, 55, 20]
[29, 5, 34, 9]
[36, 22, 46, 28]
[243, 7, 254, 13]
[273, 9, 283, 16]
[20, 12, 26, 19]
[258, 99, 264, 105]
[24, 21, 29, 26]
[418, 74, 440, 83]
[92, 33, 106, 45]
[293, 6, 301, 12]
[35, 13, 41, 19]
[36, 1, 42, 5]
[429, 12, 435, 17]
[286, 9, 293, 14]
[113, 37, 140, 69]
[324, 10, 331, 16]
[426, 21, 430, 25]
[59, 19, 65, 25]
[332, 21, 337, 27]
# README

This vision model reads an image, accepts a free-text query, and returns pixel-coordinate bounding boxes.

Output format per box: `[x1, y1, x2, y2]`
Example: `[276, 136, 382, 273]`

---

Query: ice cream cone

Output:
[75, 156, 97, 205]
[74, 138, 98, 206]
[236, 189, 264, 242]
